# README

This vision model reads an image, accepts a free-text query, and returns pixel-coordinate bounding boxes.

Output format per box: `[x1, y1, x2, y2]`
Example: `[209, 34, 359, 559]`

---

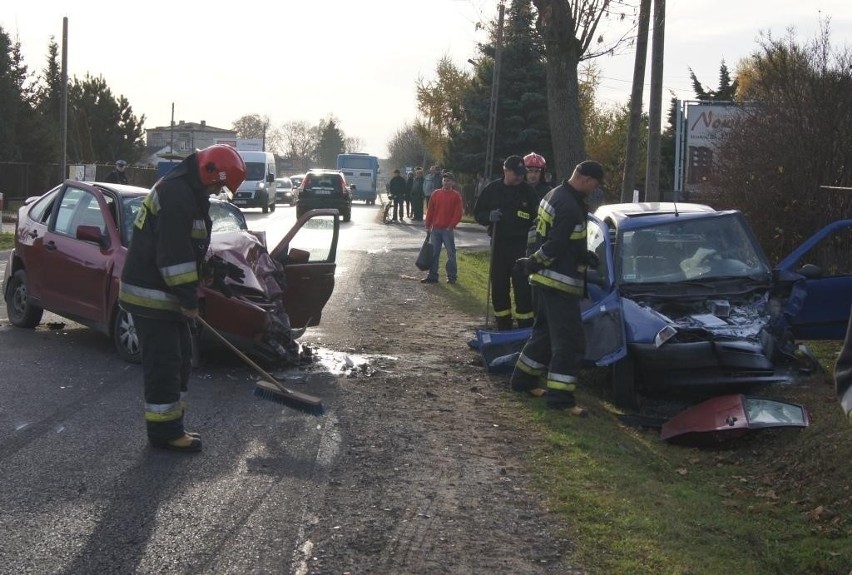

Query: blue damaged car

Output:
[581, 202, 852, 409]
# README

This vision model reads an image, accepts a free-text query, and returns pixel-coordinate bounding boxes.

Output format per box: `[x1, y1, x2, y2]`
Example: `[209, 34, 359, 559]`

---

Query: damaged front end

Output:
[622, 284, 813, 388]
[201, 231, 305, 365]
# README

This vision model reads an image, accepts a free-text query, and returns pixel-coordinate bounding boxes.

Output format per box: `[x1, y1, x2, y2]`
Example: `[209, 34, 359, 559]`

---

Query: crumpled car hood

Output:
[207, 231, 282, 299]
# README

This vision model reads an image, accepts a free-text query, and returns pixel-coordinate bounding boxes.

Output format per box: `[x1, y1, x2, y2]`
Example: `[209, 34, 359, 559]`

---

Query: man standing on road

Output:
[473, 155, 540, 330]
[423, 165, 442, 210]
[421, 172, 463, 284]
[410, 167, 425, 221]
[119, 144, 246, 452]
[509, 161, 605, 414]
[105, 160, 129, 184]
[388, 169, 408, 222]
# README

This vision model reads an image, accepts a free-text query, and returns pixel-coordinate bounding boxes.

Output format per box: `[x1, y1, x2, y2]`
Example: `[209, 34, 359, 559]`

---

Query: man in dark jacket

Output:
[388, 169, 408, 222]
[410, 167, 425, 221]
[473, 155, 540, 330]
[105, 160, 129, 184]
[119, 144, 245, 452]
[510, 160, 604, 413]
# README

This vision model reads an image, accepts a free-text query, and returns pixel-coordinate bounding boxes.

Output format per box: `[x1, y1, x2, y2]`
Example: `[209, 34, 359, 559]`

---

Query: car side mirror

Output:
[266, 173, 275, 183]
[76, 224, 107, 247]
[350, 184, 357, 191]
[796, 263, 823, 279]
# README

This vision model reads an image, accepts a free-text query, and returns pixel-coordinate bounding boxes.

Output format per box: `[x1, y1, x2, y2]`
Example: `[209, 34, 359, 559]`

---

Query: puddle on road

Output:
[270, 346, 398, 380]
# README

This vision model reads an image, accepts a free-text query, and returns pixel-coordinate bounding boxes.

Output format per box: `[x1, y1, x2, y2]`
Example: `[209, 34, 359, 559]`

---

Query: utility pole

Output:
[60, 17, 68, 182]
[484, 1, 505, 181]
[621, 0, 651, 203]
[645, 0, 666, 201]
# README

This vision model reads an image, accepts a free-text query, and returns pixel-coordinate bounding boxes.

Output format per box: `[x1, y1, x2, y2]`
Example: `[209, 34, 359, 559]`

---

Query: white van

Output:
[232, 151, 277, 213]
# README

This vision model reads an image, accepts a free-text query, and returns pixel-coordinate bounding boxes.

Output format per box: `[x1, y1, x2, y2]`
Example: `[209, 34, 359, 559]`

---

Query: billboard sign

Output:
[683, 102, 741, 192]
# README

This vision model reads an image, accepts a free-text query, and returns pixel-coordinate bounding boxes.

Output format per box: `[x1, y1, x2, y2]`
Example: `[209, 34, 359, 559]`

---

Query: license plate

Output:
[314, 189, 332, 195]
[233, 200, 246, 205]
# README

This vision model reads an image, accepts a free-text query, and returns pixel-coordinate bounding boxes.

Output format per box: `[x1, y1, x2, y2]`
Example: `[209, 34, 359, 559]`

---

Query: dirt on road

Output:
[299, 247, 583, 574]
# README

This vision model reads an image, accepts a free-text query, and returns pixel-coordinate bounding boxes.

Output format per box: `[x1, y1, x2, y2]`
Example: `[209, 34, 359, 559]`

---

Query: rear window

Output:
[304, 173, 343, 192]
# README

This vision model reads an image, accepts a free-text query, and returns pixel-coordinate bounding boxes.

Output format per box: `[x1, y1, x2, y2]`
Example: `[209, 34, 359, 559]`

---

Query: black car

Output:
[295, 169, 352, 222]
[274, 177, 295, 205]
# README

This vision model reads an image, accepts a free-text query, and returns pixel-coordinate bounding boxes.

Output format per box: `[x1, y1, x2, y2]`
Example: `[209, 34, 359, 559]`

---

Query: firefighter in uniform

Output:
[473, 155, 540, 330]
[510, 161, 605, 413]
[523, 152, 552, 200]
[119, 144, 246, 452]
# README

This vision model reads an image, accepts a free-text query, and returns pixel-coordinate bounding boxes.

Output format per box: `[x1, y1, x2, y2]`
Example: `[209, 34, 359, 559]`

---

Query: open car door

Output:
[270, 208, 340, 328]
[775, 219, 852, 340]
[582, 214, 627, 366]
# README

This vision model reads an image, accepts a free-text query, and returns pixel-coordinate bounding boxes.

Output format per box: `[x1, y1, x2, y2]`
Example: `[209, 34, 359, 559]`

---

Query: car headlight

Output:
[654, 325, 677, 347]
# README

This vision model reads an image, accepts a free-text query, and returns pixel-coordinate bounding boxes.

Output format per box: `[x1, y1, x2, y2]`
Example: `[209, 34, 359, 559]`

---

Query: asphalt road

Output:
[0, 200, 488, 573]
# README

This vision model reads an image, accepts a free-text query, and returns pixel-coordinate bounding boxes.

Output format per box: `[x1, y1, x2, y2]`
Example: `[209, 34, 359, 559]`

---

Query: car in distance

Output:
[3, 181, 341, 364]
[295, 169, 352, 222]
[581, 202, 852, 408]
[290, 174, 305, 190]
[231, 150, 277, 213]
[274, 176, 295, 206]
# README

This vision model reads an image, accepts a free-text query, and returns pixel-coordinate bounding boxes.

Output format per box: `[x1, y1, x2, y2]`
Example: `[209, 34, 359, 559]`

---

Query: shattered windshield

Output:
[620, 214, 769, 284]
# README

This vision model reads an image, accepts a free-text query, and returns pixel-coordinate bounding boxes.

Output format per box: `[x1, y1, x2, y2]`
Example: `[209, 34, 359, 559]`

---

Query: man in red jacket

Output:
[421, 172, 464, 284]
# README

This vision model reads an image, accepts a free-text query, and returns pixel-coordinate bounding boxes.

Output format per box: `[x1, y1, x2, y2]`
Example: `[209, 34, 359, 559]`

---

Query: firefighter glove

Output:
[488, 209, 502, 222]
[582, 250, 600, 269]
[515, 257, 543, 275]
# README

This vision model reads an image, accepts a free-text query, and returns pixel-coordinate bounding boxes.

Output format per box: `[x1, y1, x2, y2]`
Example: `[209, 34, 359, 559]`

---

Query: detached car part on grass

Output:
[659, 394, 810, 445]
[583, 203, 852, 409]
[3, 180, 340, 365]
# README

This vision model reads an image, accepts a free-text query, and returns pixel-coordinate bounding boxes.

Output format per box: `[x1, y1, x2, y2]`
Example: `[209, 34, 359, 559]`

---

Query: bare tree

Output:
[232, 114, 270, 140]
[532, 0, 638, 177]
[281, 120, 317, 170]
[344, 136, 364, 153]
[387, 123, 429, 169]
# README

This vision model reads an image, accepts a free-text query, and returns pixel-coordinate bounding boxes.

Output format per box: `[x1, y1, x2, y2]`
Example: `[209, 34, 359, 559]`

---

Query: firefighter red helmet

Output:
[196, 144, 246, 192]
[523, 152, 546, 169]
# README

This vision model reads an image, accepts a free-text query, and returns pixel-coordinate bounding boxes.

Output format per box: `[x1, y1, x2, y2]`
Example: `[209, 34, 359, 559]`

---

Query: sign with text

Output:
[684, 103, 741, 189]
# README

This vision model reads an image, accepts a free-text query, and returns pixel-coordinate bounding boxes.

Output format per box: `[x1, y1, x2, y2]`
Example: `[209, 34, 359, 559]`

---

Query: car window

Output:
[122, 197, 143, 246]
[209, 201, 248, 233]
[28, 187, 60, 224]
[275, 178, 292, 188]
[53, 186, 106, 237]
[620, 215, 768, 283]
[245, 162, 266, 181]
[305, 174, 342, 192]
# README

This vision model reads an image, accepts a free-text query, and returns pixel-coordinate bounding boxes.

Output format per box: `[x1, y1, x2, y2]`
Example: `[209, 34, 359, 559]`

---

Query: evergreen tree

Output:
[67, 73, 145, 163]
[315, 116, 345, 168]
[447, 0, 552, 177]
[0, 28, 31, 161]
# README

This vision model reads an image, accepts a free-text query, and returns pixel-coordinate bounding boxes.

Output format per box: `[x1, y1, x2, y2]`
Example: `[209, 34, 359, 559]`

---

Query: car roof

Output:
[593, 202, 735, 231]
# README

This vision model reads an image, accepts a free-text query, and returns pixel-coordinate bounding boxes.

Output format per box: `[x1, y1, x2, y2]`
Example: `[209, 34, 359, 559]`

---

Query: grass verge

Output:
[0, 232, 13, 251]
[445, 247, 851, 574]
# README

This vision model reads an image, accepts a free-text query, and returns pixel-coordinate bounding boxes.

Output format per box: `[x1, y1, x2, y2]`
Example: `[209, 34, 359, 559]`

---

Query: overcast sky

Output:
[3, 0, 851, 158]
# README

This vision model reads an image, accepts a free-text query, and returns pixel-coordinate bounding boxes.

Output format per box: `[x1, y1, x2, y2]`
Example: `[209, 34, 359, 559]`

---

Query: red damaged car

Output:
[2, 181, 340, 363]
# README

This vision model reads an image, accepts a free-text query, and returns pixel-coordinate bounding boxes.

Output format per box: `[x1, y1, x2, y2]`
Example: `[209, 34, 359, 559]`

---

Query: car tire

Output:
[113, 307, 142, 364]
[612, 352, 641, 410]
[343, 209, 351, 223]
[6, 269, 44, 328]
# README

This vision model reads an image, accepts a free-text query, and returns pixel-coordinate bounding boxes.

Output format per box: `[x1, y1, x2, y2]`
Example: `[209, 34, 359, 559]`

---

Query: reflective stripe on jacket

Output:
[528, 182, 588, 295]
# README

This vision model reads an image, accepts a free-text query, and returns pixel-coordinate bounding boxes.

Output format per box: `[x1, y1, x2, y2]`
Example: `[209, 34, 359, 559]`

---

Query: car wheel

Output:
[612, 352, 641, 410]
[113, 307, 142, 363]
[343, 209, 351, 223]
[6, 269, 44, 328]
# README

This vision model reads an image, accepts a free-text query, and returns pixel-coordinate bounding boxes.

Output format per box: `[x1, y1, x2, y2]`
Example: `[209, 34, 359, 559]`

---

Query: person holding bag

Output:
[420, 172, 463, 284]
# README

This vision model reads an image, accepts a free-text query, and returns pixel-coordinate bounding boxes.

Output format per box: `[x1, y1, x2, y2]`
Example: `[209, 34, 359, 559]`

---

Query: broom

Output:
[195, 316, 324, 415]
